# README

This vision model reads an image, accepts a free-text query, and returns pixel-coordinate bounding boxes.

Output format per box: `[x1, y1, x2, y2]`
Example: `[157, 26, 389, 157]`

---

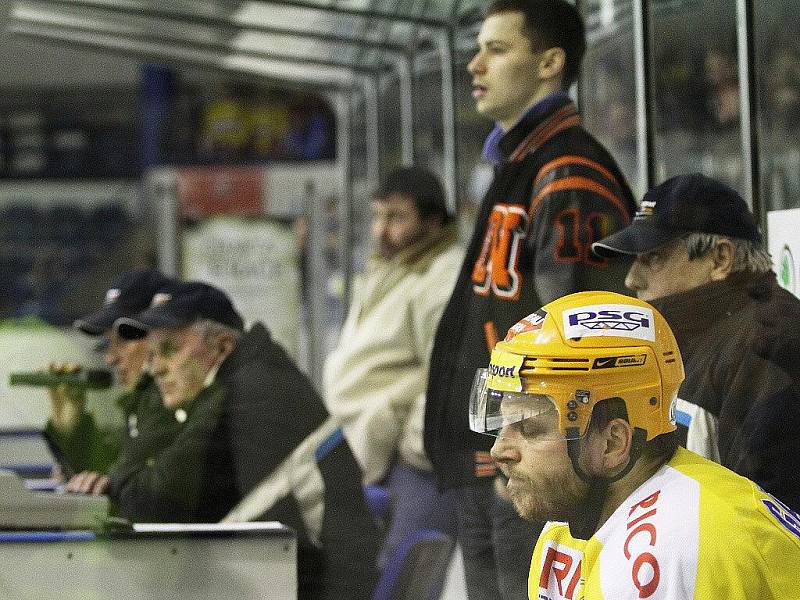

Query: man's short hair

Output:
[485, 0, 586, 89]
[192, 319, 242, 344]
[373, 167, 452, 225]
[683, 232, 772, 275]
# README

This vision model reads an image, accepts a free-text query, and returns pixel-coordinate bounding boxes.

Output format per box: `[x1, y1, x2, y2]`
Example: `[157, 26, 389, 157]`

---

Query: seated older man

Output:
[114, 281, 380, 600]
[593, 173, 800, 509]
[44, 268, 178, 493]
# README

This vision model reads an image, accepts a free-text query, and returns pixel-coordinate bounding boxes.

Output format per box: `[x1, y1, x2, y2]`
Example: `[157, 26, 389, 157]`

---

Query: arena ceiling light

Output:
[10, 1, 392, 75]
[8, 19, 359, 90]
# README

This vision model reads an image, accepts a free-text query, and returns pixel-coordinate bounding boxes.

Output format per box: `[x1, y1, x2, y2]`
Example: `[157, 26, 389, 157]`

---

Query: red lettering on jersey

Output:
[539, 545, 582, 599]
[624, 490, 661, 598]
[623, 523, 657, 560]
[471, 204, 528, 300]
[628, 490, 661, 516]
[632, 552, 661, 598]
[565, 560, 581, 599]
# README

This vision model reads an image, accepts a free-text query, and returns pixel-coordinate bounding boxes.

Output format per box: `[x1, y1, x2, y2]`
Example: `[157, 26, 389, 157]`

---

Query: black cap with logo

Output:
[116, 281, 245, 340]
[592, 173, 762, 258]
[74, 269, 173, 336]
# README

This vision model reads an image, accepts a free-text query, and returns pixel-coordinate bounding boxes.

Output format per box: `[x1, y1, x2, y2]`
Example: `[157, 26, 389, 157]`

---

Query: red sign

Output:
[177, 167, 264, 218]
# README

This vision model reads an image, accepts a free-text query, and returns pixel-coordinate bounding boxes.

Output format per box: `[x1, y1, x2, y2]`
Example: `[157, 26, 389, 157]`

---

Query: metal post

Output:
[250, 0, 447, 27]
[150, 169, 180, 277]
[336, 92, 354, 314]
[736, 0, 761, 214]
[364, 75, 381, 187]
[573, 0, 584, 112]
[305, 177, 325, 385]
[632, 0, 655, 194]
[397, 55, 415, 166]
[437, 29, 458, 215]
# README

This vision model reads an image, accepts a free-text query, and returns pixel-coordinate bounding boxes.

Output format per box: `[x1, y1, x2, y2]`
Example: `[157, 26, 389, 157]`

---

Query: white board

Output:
[767, 208, 800, 299]
[182, 217, 301, 357]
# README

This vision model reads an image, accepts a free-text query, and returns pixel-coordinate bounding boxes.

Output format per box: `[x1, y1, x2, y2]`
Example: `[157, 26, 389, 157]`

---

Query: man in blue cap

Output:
[593, 172, 800, 509]
[43, 268, 178, 495]
[115, 280, 380, 600]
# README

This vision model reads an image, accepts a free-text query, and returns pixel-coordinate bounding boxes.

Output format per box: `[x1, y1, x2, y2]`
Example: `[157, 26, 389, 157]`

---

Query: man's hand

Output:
[47, 363, 87, 435]
[65, 471, 109, 496]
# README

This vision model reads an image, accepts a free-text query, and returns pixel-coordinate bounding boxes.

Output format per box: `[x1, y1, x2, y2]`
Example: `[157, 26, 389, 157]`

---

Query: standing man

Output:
[592, 173, 800, 508]
[472, 292, 799, 599]
[43, 269, 178, 494]
[323, 166, 463, 564]
[424, 1, 636, 597]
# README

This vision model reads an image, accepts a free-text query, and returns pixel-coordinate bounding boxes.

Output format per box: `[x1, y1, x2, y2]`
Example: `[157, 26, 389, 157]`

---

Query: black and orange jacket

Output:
[424, 95, 636, 490]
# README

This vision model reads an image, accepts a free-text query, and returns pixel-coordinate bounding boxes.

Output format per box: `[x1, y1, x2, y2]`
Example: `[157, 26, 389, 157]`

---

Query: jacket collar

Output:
[650, 271, 777, 335]
[482, 92, 578, 165]
[368, 222, 459, 270]
[216, 322, 269, 376]
[116, 373, 156, 414]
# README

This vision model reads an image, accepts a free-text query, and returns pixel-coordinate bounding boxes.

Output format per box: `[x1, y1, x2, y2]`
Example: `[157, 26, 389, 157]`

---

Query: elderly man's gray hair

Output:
[684, 233, 772, 275]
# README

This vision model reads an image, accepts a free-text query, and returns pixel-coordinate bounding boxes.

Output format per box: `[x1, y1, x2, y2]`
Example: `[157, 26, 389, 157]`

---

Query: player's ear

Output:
[602, 418, 633, 476]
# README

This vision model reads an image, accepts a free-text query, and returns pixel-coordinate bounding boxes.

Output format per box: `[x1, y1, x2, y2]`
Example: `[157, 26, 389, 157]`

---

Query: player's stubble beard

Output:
[505, 463, 589, 524]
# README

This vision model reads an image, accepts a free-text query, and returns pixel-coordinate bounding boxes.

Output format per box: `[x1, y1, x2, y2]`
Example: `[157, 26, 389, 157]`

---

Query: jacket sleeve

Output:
[44, 411, 121, 476]
[733, 384, 800, 511]
[527, 162, 634, 304]
[353, 246, 463, 482]
[400, 246, 465, 470]
[106, 390, 224, 522]
[224, 357, 328, 495]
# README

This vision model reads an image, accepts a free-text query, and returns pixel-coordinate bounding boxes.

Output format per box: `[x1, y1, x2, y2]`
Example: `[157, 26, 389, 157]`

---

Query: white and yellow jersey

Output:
[529, 447, 800, 600]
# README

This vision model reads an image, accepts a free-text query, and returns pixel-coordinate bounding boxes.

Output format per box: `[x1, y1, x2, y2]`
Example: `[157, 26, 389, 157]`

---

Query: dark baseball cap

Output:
[74, 269, 173, 336]
[592, 173, 762, 258]
[116, 281, 244, 340]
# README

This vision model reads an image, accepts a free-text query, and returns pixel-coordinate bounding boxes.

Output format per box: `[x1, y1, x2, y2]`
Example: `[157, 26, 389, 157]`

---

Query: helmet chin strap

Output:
[565, 427, 648, 540]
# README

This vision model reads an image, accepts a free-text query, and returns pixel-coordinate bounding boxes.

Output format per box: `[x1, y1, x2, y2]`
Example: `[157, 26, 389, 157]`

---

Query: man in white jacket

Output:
[323, 166, 463, 565]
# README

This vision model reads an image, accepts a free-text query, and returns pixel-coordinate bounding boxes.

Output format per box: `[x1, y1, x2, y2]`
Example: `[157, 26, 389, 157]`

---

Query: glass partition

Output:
[452, 29, 493, 233]
[755, 0, 800, 212]
[648, 0, 744, 193]
[581, 0, 641, 195]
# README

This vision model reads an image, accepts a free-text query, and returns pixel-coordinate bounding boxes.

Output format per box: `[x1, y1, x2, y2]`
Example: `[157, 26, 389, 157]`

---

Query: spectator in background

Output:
[116, 281, 380, 600]
[323, 167, 463, 565]
[423, 1, 636, 597]
[703, 47, 740, 130]
[764, 40, 800, 131]
[593, 173, 800, 509]
[43, 269, 178, 494]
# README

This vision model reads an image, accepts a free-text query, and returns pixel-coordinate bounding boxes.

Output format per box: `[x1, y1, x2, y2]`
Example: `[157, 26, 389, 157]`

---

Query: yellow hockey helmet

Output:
[469, 291, 684, 441]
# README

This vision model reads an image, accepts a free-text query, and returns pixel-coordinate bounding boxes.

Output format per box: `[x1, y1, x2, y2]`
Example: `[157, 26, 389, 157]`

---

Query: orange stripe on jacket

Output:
[509, 104, 578, 161]
[535, 155, 617, 187]
[528, 176, 632, 224]
[484, 321, 499, 352]
[510, 113, 580, 162]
